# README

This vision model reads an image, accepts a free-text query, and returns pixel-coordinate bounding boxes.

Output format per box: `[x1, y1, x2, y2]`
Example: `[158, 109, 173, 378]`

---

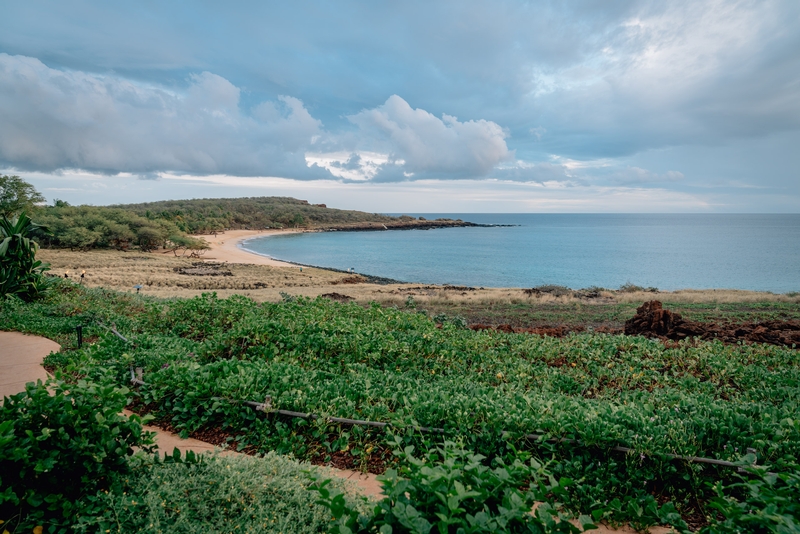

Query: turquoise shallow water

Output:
[241, 214, 800, 292]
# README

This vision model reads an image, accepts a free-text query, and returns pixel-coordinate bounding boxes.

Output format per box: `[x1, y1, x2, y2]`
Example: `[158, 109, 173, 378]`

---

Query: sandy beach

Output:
[194, 229, 302, 267]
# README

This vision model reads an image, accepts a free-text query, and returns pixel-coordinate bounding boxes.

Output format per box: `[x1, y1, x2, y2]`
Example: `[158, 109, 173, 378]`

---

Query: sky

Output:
[1, 1, 799, 212]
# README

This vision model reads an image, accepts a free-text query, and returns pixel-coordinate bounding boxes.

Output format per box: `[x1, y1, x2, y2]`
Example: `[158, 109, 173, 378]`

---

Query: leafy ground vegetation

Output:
[0, 379, 361, 534]
[3, 281, 799, 531]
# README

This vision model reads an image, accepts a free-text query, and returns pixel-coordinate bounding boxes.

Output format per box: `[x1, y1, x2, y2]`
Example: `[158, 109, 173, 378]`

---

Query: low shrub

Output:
[74, 450, 363, 534]
[701, 464, 800, 533]
[0, 378, 154, 532]
[311, 439, 594, 534]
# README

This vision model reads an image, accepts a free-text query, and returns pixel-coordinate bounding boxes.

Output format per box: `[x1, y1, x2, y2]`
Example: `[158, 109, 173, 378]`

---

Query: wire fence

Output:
[96, 318, 763, 472]
[128, 366, 760, 472]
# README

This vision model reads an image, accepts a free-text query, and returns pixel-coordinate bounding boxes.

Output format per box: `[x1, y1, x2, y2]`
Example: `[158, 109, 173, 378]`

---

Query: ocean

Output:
[241, 214, 800, 292]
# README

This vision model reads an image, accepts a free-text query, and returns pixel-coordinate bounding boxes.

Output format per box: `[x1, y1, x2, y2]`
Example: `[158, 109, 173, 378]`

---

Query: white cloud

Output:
[533, 0, 800, 154]
[608, 166, 685, 184]
[490, 161, 574, 183]
[0, 56, 517, 184]
[0, 54, 324, 177]
[347, 95, 512, 178]
[304, 151, 394, 181]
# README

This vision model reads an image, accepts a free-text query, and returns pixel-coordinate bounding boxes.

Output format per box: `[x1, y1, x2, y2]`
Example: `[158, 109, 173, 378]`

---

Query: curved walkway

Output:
[0, 331, 59, 401]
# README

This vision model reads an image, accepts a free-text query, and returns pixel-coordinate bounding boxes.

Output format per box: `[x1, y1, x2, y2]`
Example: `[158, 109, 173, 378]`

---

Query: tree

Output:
[0, 175, 45, 218]
[135, 225, 165, 251]
[60, 227, 101, 251]
[0, 213, 52, 301]
[165, 234, 210, 257]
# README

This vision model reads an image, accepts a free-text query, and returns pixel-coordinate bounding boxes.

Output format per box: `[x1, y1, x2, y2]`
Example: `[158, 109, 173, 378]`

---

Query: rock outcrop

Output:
[625, 300, 800, 348]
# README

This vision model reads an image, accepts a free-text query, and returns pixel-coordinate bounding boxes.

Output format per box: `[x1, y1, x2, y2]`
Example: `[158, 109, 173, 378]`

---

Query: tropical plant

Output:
[0, 212, 52, 301]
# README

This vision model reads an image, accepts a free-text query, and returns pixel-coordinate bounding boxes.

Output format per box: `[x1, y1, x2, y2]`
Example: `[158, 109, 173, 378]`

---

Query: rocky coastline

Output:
[316, 218, 512, 232]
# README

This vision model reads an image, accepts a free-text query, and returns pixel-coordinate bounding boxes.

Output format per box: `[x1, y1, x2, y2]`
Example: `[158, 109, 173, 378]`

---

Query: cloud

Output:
[490, 161, 574, 183]
[0, 56, 516, 183]
[347, 95, 512, 179]
[607, 167, 685, 185]
[0, 54, 326, 178]
[531, 1, 800, 157]
[305, 151, 391, 182]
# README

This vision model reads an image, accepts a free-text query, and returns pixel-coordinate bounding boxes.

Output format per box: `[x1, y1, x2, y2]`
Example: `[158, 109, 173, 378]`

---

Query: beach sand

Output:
[37, 230, 798, 315]
[193, 229, 301, 267]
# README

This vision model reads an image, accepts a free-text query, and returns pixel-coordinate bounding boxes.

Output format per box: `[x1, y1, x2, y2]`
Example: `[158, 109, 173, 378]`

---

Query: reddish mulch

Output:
[310, 448, 390, 474]
[467, 301, 799, 349]
[469, 323, 585, 337]
[332, 276, 366, 285]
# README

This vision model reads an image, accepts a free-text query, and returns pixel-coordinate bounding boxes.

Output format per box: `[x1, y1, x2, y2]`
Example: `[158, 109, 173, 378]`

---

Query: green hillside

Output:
[115, 196, 397, 233]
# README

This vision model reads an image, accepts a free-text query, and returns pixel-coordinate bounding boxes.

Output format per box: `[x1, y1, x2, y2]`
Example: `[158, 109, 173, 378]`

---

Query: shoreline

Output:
[199, 229, 800, 295]
[195, 229, 303, 267]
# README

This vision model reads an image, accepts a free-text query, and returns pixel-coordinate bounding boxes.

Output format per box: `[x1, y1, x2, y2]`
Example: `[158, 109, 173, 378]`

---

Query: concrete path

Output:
[0, 331, 59, 402]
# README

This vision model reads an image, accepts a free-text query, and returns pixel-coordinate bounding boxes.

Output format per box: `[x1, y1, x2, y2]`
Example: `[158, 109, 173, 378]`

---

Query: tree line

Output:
[1, 175, 402, 254]
[118, 196, 396, 234]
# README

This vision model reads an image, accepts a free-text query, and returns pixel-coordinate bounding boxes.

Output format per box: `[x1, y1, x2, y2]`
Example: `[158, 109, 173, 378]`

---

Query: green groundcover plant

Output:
[311, 439, 601, 534]
[4, 283, 800, 530]
[699, 464, 800, 533]
[0, 378, 154, 533]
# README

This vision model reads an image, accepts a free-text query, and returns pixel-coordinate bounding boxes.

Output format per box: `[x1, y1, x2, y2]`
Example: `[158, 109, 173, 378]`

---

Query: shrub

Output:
[0, 378, 155, 532]
[701, 464, 800, 533]
[311, 439, 593, 533]
[74, 450, 360, 534]
[618, 283, 658, 293]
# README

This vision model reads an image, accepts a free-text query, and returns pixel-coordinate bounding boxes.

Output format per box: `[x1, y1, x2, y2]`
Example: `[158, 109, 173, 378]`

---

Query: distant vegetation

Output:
[35, 197, 437, 251]
[33, 196, 400, 251]
[0, 175, 45, 218]
[33, 202, 209, 253]
[3, 177, 449, 252]
[117, 197, 397, 233]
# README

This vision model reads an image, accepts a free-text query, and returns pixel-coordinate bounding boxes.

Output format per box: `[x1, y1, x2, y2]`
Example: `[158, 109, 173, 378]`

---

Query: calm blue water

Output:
[242, 214, 800, 292]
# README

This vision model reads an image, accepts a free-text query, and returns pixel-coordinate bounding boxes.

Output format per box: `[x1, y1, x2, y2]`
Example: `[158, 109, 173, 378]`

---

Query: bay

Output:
[241, 214, 800, 292]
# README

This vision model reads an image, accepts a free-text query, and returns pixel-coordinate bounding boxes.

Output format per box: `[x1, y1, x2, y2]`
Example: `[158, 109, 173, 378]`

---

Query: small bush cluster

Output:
[312, 440, 596, 534]
[75, 450, 358, 534]
[0, 378, 154, 532]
